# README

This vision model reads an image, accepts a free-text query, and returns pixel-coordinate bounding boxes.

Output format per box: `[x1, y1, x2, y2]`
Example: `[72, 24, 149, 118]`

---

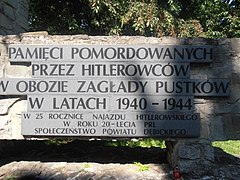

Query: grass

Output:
[212, 140, 240, 156]
[83, 164, 91, 168]
[105, 138, 166, 148]
[134, 162, 149, 172]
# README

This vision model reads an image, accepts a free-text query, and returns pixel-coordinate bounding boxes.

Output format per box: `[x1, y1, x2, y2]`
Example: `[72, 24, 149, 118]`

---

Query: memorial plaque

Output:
[31, 61, 190, 79]
[3, 44, 230, 138]
[0, 78, 229, 96]
[22, 112, 200, 137]
[27, 95, 194, 112]
[191, 79, 230, 96]
[8, 45, 213, 62]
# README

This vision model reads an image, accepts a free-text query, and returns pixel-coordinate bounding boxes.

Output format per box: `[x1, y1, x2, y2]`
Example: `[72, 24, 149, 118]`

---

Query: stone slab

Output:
[8, 45, 213, 63]
[21, 112, 200, 138]
[31, 61, 191, 79]
[0, 78, 230, 96]
[26, 95, 194, 112]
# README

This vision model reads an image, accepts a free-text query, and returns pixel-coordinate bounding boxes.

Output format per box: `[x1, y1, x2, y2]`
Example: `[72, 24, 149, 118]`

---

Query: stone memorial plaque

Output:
[26, 95, 194, 112]
[31, 61, 190, 79]
[22, 112, 200, 137]
[0, 78, 229, 96]
[8, 45, 213, 62]
[4, 44, 230, 138]
[191, 79, 230, 96]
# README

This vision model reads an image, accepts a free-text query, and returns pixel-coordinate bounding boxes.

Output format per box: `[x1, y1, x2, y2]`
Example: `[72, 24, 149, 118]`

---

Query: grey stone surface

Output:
[0, 98, 20, 115]
[0, 159, 239, 180]
[169, 139, 214, 174]
[5, 0, 19, 9]
[2, 3, 15, 20]
[178, 145, 201, 159]
[0, 0, 28, 35]
[0, 13, 13, 29]
[0, 162, 171, 180]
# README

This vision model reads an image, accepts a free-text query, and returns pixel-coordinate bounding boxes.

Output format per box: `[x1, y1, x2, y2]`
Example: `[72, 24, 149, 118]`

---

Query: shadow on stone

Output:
[214, 147, 240, 165]
[0, 140, 167, 166]
[17, 175, 49, 180]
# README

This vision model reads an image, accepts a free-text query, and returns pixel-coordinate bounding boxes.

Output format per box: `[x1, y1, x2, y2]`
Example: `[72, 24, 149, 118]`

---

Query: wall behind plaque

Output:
[0, 0, 29, 35]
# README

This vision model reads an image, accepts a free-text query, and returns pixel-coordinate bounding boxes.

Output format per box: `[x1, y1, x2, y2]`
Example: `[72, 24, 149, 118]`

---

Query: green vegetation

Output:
[105, 138, 166, 148]
[45, 138, 73, 146]
[83, 164, 91, 168]
[29, 0, 240, 38]
[134, 162, 149, 172]
[44, 138, 166, 149]
[212, 140, 240, 156]
[6, 177, 15, 180]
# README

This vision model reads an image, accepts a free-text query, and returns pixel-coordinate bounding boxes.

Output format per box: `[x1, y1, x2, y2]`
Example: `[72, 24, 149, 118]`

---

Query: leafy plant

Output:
[105, 138, 166, 148]
[45, 138, 73, 146]
[134, 162, 149, 172]
[29, 0, 239, 38]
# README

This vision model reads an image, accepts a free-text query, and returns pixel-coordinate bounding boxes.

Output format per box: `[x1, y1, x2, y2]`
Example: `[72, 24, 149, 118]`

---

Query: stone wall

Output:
[0, 32, 240, 174]
[0, 0, 29, 35]
[1, 33, 239, 141]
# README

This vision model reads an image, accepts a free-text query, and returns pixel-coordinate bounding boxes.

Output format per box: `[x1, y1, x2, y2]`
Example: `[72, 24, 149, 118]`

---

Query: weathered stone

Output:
[0, 0, 28, 35]
[5, 0, 19, 9]
[230, 38, 240, 54]
[169, 139, 214, 175]
[5, 63, 31, 77]
[14, 21, 29, 31]
[178, 145, 201, 160]
[0, 116, 12, 138]
[200, 116, 211, 139]
[223, 114, 240, 139]
[210, 116, 226, 140]
[0, 29, 7, 35]
[0, 162, 171, 180]
[214, 102, 233, 114]
[0, 62, 3, 77]
[70, 34, 89, 40]
[0, 98, 20, 115]
[10, 100, 27, 139]
[2, 3, 15, 20]
[0, 13, 12, 30]
[202, 143, 215, 162]
[20, 31, 49, 36]
[177, 159, 196, 173]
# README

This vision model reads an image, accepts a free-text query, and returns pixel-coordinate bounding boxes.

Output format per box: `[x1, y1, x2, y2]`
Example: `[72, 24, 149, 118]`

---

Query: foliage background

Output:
[29, 0, 240, 38]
